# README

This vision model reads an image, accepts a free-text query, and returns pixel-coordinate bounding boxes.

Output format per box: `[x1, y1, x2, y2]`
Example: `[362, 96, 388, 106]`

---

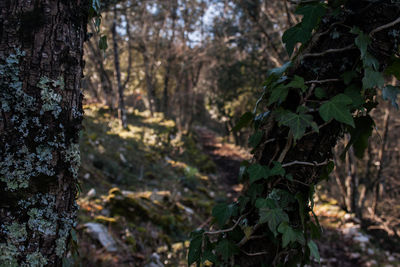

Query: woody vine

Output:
[188, 1, 400, 266]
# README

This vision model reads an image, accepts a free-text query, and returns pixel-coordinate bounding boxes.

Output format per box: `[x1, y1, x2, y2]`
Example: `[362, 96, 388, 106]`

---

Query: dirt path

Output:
[194, 126, 251, 198]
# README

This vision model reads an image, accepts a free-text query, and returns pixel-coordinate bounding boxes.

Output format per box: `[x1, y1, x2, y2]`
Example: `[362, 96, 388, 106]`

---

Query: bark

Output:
[0, 1, 88, 265]
[235, 1, 400, 265]
[111, 6, 127, 129]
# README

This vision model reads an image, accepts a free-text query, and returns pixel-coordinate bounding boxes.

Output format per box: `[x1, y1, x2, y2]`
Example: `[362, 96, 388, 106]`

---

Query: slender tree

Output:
[0, 1, 90, 265]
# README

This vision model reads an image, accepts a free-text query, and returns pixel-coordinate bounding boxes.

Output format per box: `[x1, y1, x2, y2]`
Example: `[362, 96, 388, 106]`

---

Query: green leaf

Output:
[278, 222, 305, 248]
[215, 240, 238, 261]
[319, 94, 355, 127]
[319, 161, 334, 181]
[385, 57, 400, 80]
[342, 71, 357, 85]
[269, 162, 285, 177]
[233, 112, 254, 132]
[268, 188, 295, 209]
[248, 130, 263, 148]
[362, 67, 384, 89]
[295, 193, 306, 228]
[314, 87, 327, 99]
[309, 221, 322, 239]
[346, 116, 374, 158]
[286, 75, 308, 92]
[296, 4, 326, 31]
[265, 62, 292, 85]
[188, 230, 204, 266]
[282, 24, 311, 57]
[254, 111, 270, 129]
[363, 52, 379, 70]
[275, 110, 316, 140]
[344, 84, 364, 108]
[352, 27, 371, 58]
[283, 4, 326, 56]
[308, 240, 320, 263]
[255, 198, 277, 209]
[383, 85, 400, 109]
[99, 35, 108, 51]
[259, 208, 289, 236]
[212, 203, 234, 227]
[248, 164, 269, 184]
[268, 84, 289, 105]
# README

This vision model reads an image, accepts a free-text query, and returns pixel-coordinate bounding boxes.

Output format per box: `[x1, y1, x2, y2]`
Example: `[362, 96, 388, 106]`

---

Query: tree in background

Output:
[0, 1, 90, 265]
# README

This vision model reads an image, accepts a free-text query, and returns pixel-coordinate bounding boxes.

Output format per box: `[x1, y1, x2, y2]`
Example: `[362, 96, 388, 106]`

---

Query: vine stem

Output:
[282, 160, 329, 168]
[237, 223, 262, 247]
[240, 250, 269, 257]
[204, 214, 247, 235]
[370, 16, 400, 36]
[302, 44, 355, 59]
[305, 78, 340, 84]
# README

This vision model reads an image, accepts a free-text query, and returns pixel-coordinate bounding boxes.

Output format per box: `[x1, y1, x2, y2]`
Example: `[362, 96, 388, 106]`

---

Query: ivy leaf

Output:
[268, 84, 289, 105]
[283, 4, 326, 56]
[385, 57, 400, 80]
[286, 75, 308, 92]
[309, 221, 322, 239]
[248, 130, 263, 148]
[282, 24, 311, 57]
[99, 35, 108, 52]
[382, 85, 400, 109]
[362, 67, 384, 89]
[344, 84, 364, 108]
[233, 112, 254, 132]
[265, 62, 292, 85]
[188, 230, 204, 266]
[248, 164, 269, 183]
[269, 162, 285, 177]
[341, 71, 357, 85]
[314, 87, 327, 99]
[351, 27, 371, 58]
[254, 111, 270, 129]
[212, 203, 234, 227]
[259, 208, 289, 236]
[296, 4, 326, 32]
[319, 94, 355, 127]
[215, 240, 238, 261]
[363, 52, 379, 70]
[255, 198, 277, 209]
[308, 240, 320, 263]
[346, 116, 374, 158]
[278, 222, 305, 248]
[275, 110, 316, 140]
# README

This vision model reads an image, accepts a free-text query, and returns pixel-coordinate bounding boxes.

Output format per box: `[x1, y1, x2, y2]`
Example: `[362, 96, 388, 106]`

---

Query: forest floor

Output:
[73, 104, 399, 267]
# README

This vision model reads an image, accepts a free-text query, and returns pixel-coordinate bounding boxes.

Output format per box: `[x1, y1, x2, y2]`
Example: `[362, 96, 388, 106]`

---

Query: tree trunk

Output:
[234, 1, 400, 265]
[112, 6, 127, 129]
[0, 1, 88, 265]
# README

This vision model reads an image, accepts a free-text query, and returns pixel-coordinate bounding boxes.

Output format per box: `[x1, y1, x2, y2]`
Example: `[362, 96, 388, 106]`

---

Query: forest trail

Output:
[194, 126, 251, 199]
[194, 127, 400, 267]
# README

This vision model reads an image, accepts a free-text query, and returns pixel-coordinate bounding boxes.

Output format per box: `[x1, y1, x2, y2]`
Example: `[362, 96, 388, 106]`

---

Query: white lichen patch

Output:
[38, 76, 63, 118]
[64, 142, 81, 179]
[24, 250, 48, 267]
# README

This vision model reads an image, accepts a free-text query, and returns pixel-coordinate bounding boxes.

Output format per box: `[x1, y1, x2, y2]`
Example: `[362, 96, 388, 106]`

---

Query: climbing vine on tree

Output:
[188, 1, 400, 266]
